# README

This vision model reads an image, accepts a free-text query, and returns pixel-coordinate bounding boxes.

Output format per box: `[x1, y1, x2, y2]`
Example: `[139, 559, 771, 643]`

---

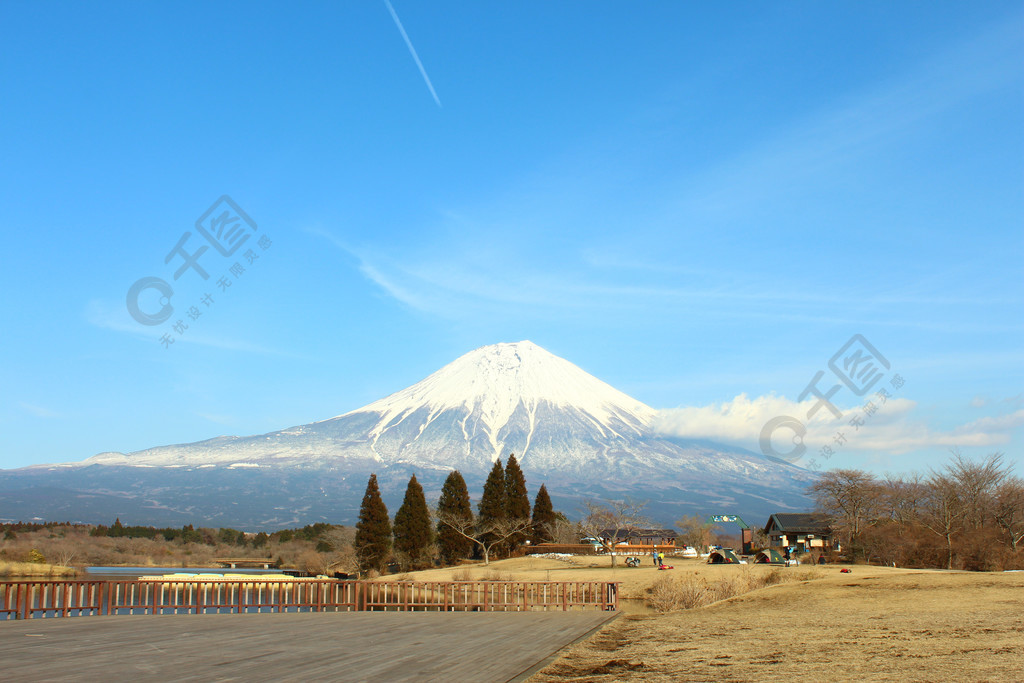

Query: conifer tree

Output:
[393, 474, 433, 570]
[504, 453, 531, 552]
[436, 470, 474, 566]
[531, 484, 556, 543]
[354, 474, 392, 573]
[478, 458, 507, 555]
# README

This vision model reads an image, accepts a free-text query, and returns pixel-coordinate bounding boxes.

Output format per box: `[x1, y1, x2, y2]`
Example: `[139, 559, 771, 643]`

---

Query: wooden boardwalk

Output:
[0, 611, 618, 681]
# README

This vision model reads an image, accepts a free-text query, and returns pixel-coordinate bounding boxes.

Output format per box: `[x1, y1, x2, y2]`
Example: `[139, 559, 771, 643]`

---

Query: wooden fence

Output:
[0, 579, 618, 620]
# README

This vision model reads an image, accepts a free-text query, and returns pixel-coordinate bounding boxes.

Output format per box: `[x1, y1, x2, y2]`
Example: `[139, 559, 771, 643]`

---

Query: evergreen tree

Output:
[393, 474, 433, 569]
[354, 474, 392, 573]
[437, 470, 474, 566]
[504, 453, 531, 552]
[479, 459, 507, 522]
[478, 458, 507, 556]
[531, 484, 556, 543]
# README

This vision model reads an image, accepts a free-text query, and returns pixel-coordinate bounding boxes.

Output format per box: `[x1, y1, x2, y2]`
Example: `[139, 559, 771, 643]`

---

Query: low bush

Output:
[647, 566, 822, 612]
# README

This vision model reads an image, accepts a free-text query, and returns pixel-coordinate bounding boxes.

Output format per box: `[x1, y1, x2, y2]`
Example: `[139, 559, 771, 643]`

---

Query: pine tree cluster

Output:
[351, 454, 557, 573]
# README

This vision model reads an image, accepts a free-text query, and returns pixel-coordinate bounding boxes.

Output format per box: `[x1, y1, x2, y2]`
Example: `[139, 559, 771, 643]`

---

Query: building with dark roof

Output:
[763, 513, 837, 552]
[597, 528, 678, 546]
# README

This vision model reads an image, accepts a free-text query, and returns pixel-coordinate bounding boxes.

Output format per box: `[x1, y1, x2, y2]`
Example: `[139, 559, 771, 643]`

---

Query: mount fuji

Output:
[0, 341, 816, 529]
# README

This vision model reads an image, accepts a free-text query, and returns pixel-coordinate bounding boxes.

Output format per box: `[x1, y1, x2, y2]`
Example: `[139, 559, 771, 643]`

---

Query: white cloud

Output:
[653, 393, 1019, 456]
[954, 409, 1024, 434]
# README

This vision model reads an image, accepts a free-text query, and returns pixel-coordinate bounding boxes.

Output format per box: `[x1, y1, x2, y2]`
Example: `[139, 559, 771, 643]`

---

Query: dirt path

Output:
[528, 570, 1024, 682]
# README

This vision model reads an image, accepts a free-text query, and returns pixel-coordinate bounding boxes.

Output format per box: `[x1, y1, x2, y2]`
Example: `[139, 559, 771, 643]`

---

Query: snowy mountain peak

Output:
[337, 341, 656, 450]
[14, 340, 816, 526]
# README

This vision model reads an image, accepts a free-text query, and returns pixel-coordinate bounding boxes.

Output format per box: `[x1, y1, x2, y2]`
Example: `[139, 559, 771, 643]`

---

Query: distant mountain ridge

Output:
[0, 341, 816, 528]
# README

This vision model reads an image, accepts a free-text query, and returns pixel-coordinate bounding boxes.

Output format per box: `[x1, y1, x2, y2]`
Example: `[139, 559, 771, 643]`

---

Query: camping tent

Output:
[754, 548, 785, 564]
[707, 549, 743, 564]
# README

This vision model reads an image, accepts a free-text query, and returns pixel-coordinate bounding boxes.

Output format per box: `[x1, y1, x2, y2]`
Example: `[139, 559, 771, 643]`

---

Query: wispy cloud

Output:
[317, 15, 1022, 331]
[384, 0, 442, 107]
[664, 16, 1023, 221]
[326, 241, 1024, 336]
[19, 402, 62, 419]
[83, 299, 302, 357]
[653, 394, 1021, 455]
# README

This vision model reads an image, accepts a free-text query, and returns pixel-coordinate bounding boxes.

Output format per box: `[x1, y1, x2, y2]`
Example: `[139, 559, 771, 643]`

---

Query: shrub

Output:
[649, 573, 715, 611]
[647, 566, 822, 612]
[451, 568, 474, 581]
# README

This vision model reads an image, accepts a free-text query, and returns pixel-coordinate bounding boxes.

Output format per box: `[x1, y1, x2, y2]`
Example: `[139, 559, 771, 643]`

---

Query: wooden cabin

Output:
[763, 513, 836, 552]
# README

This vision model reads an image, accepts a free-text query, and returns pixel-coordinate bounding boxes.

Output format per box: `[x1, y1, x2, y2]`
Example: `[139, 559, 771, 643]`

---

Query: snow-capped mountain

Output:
[0, 341, 817, 528]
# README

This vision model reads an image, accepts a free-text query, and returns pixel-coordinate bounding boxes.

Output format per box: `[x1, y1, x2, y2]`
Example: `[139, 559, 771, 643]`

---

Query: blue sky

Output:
[1, 2, 1021, 476]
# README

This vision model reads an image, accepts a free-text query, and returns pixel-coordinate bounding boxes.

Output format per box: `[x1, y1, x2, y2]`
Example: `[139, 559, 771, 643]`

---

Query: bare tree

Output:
[809, 469, 882, 555]
[880, 473, 927, 534]
[538, 515, 582, 545]
[752, 528, 771, 551]
[993, 477, 1024, 551]
[674, 514, 719, 554]
[54, 546, 77, 568]
[434, 509, 532, 566]
[321, 526, 358, 574]
[947, 451, 1009, 530]
[918, 472, 967, 570]
[578, 499, 649, 568]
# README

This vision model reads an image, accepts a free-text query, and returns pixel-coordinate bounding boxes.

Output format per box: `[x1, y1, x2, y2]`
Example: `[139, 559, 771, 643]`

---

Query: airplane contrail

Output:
[384, 0, 442, 108]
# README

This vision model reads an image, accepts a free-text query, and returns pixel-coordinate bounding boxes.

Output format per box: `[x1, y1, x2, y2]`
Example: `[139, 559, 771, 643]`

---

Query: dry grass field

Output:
[528, 566, 1024, 682]
[0, 561, 77, 578]
[394, 556, 1023, 681]
[387, 554, 743, 599]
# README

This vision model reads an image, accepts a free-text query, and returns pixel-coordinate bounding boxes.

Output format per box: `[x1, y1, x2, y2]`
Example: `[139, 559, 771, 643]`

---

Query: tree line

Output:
[87, 519, 338, 549]
[810, 451, 1024, 570]
[353, 454, 558, 572]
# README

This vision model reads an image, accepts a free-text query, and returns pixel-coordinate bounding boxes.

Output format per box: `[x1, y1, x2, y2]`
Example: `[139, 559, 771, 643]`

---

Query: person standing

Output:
[651, 549, 659, 566]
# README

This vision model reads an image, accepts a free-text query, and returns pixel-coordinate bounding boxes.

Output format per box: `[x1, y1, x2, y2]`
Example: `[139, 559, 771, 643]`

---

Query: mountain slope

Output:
[2, 341, 816, 528]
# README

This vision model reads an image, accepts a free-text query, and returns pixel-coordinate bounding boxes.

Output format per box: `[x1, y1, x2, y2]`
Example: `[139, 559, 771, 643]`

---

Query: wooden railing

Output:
[0, 579, 618, 620]
[361, 581, 616, 612]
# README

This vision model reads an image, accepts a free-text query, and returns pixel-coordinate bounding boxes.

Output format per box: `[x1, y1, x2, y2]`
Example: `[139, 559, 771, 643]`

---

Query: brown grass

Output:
[530, 567, 1024, 682]
[0, 561, 78, 578]
[391, 554, 765, 597]
[647, 565, 825, 611]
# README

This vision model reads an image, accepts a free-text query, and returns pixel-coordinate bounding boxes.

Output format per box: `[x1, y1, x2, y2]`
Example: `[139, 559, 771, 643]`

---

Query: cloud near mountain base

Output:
[652, 394, 1023, 455]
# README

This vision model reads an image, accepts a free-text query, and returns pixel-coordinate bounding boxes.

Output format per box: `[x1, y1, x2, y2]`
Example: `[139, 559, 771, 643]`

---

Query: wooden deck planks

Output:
[0, 611, 618, 682]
